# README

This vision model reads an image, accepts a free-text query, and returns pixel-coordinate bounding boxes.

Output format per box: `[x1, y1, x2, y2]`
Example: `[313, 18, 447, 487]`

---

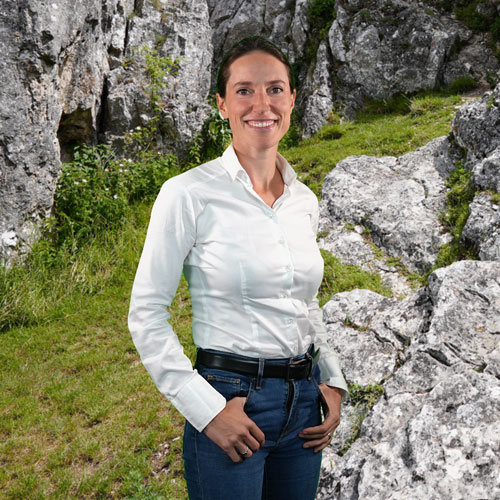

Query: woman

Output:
[128, 36, 348, 500]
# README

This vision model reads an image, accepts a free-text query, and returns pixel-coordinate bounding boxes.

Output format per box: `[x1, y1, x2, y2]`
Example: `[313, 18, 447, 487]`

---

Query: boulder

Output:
[472, 146, 500, 193]
[320, 136, 453, 274]
[452, 83, 500, 168]
[461, 193, 500, 262]
[300, 0, 500, 133]
[318, 260, 500, 500]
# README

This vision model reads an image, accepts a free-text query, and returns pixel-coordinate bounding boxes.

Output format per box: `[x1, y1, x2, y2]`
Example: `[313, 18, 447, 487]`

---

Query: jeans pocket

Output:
[199, 367, 254, 403]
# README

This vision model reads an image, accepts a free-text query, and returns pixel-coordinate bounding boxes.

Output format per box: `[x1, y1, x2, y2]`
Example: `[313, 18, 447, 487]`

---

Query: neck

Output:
[233, 142, 279, 190]
[232, 142, 284, 207]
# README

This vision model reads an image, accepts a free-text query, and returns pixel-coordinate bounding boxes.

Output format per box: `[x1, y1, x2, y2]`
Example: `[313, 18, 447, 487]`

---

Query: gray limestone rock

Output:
[325, 0, 499, 122]
[0, 0, 212, 266]
[452, 83, 500, 169]
[320, 137, 453, 274]
[104, 0, 213, 155]
[473, 147, 500, 193]
[461, 193, 500, 261]
[0, 0, 131, 265]
[317, 261, 500, 500]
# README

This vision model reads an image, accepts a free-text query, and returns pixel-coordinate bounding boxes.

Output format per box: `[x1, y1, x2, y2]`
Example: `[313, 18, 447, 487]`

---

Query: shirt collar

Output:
[220, 143, 297, 187]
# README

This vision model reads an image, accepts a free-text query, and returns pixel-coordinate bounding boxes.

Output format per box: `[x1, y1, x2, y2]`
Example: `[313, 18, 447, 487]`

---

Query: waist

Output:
[195, 345, 317, 381]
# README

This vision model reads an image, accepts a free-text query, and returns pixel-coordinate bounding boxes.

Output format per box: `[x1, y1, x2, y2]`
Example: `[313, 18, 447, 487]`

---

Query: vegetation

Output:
[319, 250, 391, 307]
[340, 383, 385, 455]
[0, 87, 474, 497]
[433, 162, 479, 270]
[300, 0, 337, 69]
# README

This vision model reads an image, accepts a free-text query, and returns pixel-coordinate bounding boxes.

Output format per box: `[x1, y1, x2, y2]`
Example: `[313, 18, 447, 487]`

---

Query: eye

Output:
[270, 87, 283, 94]
[236, 88, 250, 96]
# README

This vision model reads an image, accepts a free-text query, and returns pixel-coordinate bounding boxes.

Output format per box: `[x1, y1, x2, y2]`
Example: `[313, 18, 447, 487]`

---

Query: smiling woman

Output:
[128, 36, 348, 500]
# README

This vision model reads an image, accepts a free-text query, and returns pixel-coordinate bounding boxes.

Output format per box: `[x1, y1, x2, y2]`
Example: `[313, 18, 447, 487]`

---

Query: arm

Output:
[128, 180, 226, 432]
[299, 200, 349, 451]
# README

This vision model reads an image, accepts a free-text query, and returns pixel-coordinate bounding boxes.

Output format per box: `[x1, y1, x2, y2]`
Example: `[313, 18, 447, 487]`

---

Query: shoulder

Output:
[160, 157, 226, 194]
[291, 177, 320, 212]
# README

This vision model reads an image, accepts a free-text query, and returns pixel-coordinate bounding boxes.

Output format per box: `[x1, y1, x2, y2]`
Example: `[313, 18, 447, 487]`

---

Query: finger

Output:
[299, 421, 332, 438]
[248, 420, 266, 447]
[302, 434, 331, 452]
[244, 433, 262, 453]
[236, 444, 253, 459]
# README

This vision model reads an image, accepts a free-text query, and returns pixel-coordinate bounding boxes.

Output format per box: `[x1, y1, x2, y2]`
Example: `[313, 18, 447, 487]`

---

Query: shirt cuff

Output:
[170, 371, 227, 432]
[317, 356, 349, 403]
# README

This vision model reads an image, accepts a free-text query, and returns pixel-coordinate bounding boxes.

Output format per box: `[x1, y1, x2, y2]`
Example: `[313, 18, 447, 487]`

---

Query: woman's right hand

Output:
[203, 397, 265, 463]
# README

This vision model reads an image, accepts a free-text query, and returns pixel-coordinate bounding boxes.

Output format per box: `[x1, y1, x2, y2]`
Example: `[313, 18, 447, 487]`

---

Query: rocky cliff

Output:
[317, 85, 500, 500]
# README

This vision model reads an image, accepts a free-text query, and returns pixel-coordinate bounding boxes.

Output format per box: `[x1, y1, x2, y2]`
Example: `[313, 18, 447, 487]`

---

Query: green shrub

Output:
[53, 142, 179, 244]
[491, 17, 500, 41]
[362, 94, 412, 115]
[304, 0, 337, 64]
[186, 105, 232, 168]
[447, 75, 477, 94]
[455, 3, 489, 32]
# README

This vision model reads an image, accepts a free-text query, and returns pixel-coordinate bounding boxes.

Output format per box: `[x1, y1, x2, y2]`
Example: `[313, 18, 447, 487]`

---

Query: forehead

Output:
[226, 50, 289, 83]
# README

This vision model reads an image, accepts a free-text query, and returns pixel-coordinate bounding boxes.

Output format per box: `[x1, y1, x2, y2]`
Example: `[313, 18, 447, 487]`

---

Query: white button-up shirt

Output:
[128, 144, 348, 432]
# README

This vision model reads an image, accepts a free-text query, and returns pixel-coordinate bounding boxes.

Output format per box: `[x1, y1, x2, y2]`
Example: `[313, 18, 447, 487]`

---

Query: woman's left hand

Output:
[298, 384, 342, 453]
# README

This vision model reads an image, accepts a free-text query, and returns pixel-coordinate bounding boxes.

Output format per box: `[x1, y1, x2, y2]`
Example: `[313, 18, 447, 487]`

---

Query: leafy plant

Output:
[186, 105, 232, 167]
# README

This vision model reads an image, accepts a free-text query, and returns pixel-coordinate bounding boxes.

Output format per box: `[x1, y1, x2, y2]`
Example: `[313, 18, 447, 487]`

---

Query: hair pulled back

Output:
[216, 36, 295, 98]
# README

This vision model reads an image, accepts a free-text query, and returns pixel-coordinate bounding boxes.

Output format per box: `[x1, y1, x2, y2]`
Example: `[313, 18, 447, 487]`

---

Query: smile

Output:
[246, 120, 276, 128]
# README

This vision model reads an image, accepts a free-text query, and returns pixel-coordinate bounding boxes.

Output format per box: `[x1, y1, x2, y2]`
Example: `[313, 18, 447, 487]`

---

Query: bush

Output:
[53, 139, 179, 245]
[447, 75, 477, 94]
[186, 105, 232, 167]
[455, 3, 489, 32]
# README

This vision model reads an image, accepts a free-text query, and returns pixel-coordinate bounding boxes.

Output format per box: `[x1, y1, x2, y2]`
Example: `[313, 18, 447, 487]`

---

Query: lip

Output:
[245, 119, 278, 129]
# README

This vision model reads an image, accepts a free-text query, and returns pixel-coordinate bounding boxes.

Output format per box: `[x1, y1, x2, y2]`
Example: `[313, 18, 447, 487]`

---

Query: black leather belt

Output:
[196, 348, 315, 380]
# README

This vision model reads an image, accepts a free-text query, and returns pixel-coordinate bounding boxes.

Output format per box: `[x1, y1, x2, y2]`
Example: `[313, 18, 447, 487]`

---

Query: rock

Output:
[320, 136, 453, 274]
[208, 0, 308, 66]
[318, 216, 414, 298]
[0, 0, 130, 265]
[300, 40, 335, 137]
[461, 193, 500, 262]
[104, 0, 213, 155]
[324, 0, 499, 122]
[317, 261, 500, 500]
[0, 0, 213, 266]
[473, 147, 500, 192]
[452, 83, 500, 168]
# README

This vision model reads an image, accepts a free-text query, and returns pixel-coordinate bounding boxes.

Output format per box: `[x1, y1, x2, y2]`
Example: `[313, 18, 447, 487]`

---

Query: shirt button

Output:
[280, 291, 288, 298]
[286, 318, 294, 325]
[285, 264, 292, 271]
[278, 238, 285, 245]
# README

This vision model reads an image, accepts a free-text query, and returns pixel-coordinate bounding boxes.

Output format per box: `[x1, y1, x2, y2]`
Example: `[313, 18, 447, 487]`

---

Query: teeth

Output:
[248, 120, 274, 128]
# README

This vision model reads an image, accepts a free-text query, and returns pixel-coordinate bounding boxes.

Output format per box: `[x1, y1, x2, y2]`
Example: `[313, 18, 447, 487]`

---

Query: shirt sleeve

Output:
[128, 180, 226, 432]
[309, 198, 349, 401]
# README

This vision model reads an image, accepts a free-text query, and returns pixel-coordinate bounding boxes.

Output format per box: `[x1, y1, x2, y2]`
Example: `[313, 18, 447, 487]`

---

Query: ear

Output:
[290, 89, 296, 110]
[216, 93, 229, 119]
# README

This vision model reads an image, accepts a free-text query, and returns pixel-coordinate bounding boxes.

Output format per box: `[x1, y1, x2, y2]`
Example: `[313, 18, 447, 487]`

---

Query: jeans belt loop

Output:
[256, 358, 265, 390]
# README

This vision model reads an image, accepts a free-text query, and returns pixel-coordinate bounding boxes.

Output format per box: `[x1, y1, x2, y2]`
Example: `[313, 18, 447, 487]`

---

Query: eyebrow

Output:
[232, 80, 287, 88]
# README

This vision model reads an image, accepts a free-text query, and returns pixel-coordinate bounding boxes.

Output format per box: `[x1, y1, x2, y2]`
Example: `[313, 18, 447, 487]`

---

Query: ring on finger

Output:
[238, 446, 249, 457]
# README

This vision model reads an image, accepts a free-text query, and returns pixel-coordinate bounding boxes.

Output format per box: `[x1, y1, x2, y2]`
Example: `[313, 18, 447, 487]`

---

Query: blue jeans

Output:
[183, 350, 323, 500]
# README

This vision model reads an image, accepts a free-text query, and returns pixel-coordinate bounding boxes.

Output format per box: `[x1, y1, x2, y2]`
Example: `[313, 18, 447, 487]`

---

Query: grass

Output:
[281, 93, 463, 195]
[0, 90, 467, 498]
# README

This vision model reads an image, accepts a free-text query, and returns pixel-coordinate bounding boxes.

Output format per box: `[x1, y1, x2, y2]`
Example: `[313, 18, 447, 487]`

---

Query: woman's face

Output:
[216, 50, 296, 153]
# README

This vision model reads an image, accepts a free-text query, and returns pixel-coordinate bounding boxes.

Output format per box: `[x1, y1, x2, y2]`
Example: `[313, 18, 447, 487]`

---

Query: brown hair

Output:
[216, 36, 295, 98]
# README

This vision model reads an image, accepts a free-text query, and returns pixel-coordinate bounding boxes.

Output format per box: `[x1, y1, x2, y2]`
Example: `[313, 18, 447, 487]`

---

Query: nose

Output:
[253, 88, 271, 114]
